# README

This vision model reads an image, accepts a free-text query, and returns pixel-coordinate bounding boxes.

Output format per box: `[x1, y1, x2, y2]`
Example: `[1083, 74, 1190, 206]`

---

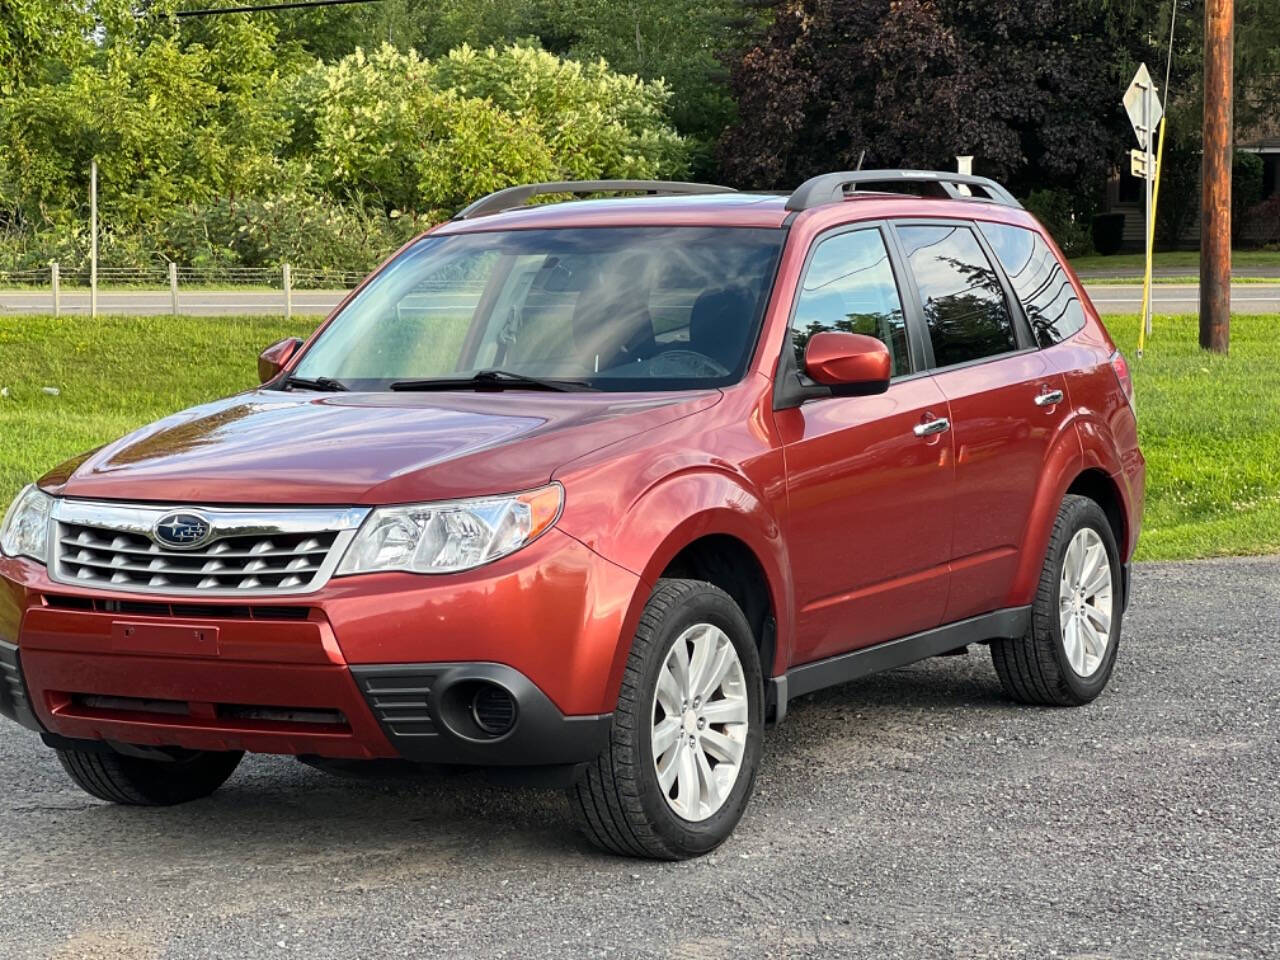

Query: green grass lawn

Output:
[1084, 275, 1280, 285]
[0, 315, 314, 502]
[1108, 313, 1280, 561]
[1071, 249, 1280, 274]
[1, 313, 1277, 562]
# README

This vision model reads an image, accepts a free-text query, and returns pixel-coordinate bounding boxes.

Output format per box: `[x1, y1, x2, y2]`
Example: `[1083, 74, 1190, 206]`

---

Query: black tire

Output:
[568, 578, 764, 860]
[57, 746, 243, 805]
[991, 494, 1123, 706]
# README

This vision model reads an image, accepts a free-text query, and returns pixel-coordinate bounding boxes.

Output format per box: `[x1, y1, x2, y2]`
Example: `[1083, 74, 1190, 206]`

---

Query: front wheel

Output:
[568, 578, 764, 860]
[57, 745, 244, 805]
[991, 494, 1122, 706]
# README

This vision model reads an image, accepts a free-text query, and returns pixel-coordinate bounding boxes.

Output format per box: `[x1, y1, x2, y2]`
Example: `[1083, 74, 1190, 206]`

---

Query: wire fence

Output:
[0, 262, 372, 317]
[0, 264, 500, 317]
[0, 264, 366, 290]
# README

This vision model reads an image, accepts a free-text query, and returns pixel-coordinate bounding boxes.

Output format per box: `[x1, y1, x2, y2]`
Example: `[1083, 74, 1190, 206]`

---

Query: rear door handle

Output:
[913, 417, 951, 437]
[1034, 389, 1065, 407]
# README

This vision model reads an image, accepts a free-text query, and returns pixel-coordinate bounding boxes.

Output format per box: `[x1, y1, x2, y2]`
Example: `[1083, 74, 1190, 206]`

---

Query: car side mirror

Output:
[258, 337, 303, 384]
[802, 332, 892, 396]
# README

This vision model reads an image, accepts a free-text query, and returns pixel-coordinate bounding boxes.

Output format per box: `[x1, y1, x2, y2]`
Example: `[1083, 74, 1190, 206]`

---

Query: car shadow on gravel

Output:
[22, 650, 1030, 866]
[780, 650, 1019, 716]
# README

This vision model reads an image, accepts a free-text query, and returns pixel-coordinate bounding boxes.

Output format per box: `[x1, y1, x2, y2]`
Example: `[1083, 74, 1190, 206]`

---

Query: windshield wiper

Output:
[282, 375, 349, 393]
[389, 370, 595, 393]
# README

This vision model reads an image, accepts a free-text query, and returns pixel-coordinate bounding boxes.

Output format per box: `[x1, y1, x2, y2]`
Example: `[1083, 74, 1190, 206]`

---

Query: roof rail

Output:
[785, 170, 1022, 212]
[454, 180, 737, 220]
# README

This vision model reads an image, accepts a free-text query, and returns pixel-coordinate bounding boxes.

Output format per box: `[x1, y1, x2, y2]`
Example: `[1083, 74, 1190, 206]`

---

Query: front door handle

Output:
[913, 416, 951, 437]
[1034, 389, 1065, 407]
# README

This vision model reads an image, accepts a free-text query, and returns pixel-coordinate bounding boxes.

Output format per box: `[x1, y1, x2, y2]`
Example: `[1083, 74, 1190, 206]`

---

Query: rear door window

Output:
[895, 223, 1018, 369]
[979, 222, 1086, 347]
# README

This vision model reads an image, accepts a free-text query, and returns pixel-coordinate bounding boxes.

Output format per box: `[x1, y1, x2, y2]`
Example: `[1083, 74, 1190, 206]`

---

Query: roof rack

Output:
[785, 170, 1022, 212]
[454, 180, 737, 220]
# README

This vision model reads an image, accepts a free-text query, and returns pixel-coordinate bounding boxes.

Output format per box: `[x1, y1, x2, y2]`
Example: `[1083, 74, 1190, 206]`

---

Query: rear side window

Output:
[979, 222, 1086, 347]
[896, 223, 1017, 369]
[790, 229, 910, 377]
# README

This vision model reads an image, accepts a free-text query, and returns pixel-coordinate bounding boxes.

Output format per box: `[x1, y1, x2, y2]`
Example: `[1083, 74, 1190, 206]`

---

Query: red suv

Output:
[0, 172, 1143, 859]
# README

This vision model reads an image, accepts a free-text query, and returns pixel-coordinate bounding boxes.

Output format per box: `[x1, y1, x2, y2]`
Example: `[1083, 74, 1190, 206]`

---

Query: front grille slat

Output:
[51, 507, 359, 597]
[54, 554, 324, 578]
[58, 536, 330, 561]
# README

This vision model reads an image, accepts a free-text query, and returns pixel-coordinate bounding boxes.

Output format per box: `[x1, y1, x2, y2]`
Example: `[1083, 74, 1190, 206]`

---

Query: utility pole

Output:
[1200, 0, 1233, 353]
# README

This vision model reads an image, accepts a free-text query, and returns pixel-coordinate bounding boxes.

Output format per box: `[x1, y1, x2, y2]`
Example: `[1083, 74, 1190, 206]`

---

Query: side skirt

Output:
[768, 606, 1031, 722]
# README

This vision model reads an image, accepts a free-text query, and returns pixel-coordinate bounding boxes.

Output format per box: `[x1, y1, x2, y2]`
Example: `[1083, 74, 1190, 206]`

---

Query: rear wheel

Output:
[991, 494, 1122, 706]
[57, 745, 243, 805]
[568, 578, 764, 860]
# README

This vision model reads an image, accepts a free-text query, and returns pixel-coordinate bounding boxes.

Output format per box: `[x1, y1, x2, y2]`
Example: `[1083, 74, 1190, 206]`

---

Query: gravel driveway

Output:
[2, 557, 1277, 959]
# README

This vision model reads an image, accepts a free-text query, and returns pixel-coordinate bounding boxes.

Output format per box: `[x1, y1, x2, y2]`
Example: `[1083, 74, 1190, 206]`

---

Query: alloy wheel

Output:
[1058, 527, 1114, 678]
[650, 622, 749, 822]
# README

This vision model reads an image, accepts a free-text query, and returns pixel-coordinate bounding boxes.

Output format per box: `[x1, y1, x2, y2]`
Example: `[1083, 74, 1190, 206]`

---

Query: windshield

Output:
[290, 227, 784, 392]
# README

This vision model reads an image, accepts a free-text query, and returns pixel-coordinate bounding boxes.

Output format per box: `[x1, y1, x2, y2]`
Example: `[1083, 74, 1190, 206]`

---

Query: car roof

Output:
[430, 190, 1046, 235]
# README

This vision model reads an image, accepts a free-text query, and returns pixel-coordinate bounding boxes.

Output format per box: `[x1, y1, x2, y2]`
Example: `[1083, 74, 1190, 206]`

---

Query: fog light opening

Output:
[471, 684, 517, 737]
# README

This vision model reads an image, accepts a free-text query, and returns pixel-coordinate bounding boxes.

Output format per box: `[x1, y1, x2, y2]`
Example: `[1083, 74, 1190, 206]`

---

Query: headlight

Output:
[0, 485, 54, 564]
[336, 484, 563, 576]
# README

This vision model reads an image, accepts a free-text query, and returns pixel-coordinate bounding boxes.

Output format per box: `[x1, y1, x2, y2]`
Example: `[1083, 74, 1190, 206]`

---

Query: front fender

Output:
[558, 465, 793, 710]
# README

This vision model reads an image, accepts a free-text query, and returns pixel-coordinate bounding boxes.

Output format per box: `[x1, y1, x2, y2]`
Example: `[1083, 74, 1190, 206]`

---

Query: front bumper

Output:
[0, 529, 636, 765]
[351, 662, 610, 765]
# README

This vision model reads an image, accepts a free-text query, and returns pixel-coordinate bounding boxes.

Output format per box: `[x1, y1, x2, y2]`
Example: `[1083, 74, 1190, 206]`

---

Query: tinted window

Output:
[979, 222, 1086, 347]
[897, 224, 1018, 368]
[790, 229, 910, 377]
[292, 227, 784, 391]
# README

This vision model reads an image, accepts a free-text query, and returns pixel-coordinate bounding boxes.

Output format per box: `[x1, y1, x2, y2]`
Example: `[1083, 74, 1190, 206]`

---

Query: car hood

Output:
[41, 389, 720, 505]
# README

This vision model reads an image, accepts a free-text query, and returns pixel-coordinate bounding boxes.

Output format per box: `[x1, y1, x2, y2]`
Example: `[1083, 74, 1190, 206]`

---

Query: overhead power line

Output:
[176, 0, 384, 18]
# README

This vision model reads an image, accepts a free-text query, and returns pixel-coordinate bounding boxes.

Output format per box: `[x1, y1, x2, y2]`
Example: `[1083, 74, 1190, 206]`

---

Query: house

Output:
[1101, 115, 1280, 251]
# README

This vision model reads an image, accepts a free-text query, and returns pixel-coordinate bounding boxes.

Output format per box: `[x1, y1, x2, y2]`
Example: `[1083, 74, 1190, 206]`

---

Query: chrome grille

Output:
[49, 501, 368, 597]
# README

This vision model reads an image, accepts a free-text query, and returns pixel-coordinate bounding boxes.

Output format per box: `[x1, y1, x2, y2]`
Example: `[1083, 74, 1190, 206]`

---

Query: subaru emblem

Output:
[153, 512, 213, 550]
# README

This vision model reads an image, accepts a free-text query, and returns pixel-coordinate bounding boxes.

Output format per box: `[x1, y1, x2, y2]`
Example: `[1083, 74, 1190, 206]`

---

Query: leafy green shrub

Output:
[1023, 189, 1092, 257]
[434, 43, 689, 181]
[1242, 195, 1280, 247]
[0, 35, 689, 274]
[1232, 151, 1265, 246]
[309, 45, 560, 217]
[160, 189, 417, 272]
[307, 43, 688, 218]
[1155, 131, 1202, 249]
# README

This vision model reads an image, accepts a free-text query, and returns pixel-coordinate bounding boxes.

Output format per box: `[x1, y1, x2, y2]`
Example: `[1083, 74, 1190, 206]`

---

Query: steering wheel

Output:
[646, 349, 731, 378]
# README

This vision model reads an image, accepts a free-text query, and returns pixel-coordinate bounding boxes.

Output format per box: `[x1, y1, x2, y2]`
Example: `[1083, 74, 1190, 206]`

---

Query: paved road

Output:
[0, 290, 348, 317]
[2, 555, 1277, 959]
[2, 283, 1279, 316]
[1085, 283, 1280, 314]
[1076, 267, 1280, 281]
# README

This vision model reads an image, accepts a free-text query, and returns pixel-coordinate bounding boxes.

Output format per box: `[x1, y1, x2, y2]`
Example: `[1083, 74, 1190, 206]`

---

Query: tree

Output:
[1147, 0, 1280, 249]
[273, 0, 750, 166]
[536, 0, 755, 159]
[433, 43, 688, 181]
[304, 43, 688, 217]
[272, 0, 542, 64]
[0, 16, 690, 272]
[0, 10, 298, 230]
[719, 0, 1141, 198]
[0, 0, 136, 93]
